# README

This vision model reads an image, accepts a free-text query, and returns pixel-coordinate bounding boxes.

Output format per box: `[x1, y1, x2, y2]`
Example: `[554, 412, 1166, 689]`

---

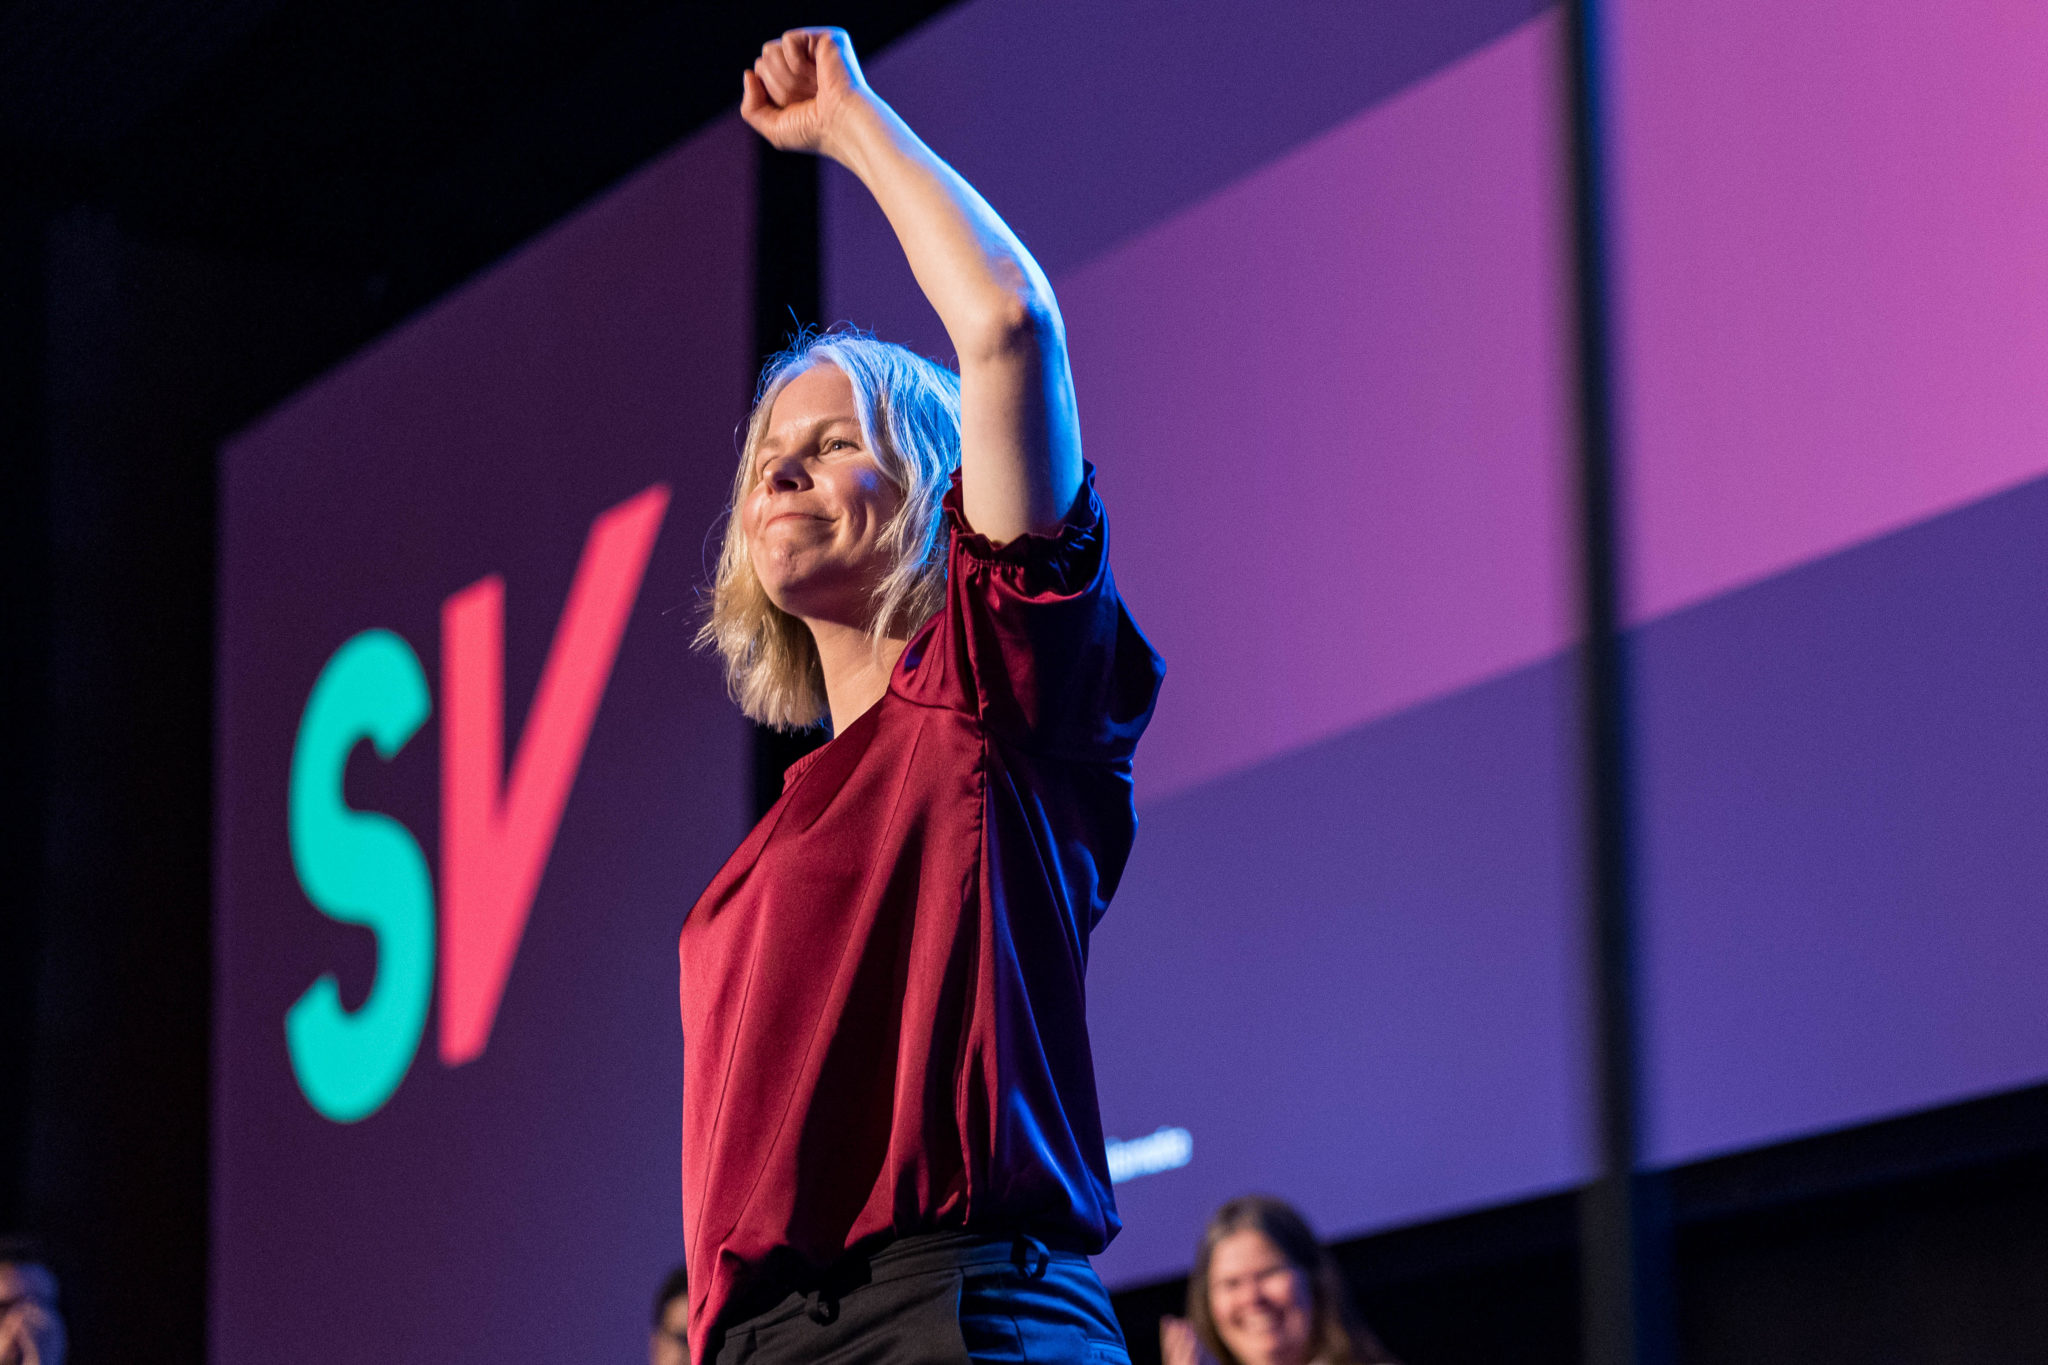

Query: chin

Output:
[751, 556, 820, 615]
[1228, 1335, 1303, 1365]
[758, 561, 880, 627]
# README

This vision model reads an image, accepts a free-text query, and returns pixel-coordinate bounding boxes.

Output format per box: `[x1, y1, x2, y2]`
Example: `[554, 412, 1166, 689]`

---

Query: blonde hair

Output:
[697, 331, 963, 731]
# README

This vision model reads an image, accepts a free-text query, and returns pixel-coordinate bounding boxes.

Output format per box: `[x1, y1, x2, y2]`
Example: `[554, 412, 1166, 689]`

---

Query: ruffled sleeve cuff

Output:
[898, 461, 1161, 759]
[940, 463, 1108, 600]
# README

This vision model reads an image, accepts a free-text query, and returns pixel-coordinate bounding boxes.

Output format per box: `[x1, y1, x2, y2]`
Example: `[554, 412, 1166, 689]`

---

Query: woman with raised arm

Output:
[678, 27, 1163, 1365]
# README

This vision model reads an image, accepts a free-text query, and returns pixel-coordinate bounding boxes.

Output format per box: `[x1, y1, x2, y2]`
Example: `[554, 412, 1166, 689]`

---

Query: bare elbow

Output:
[958, 289, 1061, 367]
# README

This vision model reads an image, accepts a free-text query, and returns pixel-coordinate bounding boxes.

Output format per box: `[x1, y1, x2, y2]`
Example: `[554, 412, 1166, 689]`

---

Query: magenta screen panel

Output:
[211, 121, 754, 1363]
[828, 0, 2048, 1288]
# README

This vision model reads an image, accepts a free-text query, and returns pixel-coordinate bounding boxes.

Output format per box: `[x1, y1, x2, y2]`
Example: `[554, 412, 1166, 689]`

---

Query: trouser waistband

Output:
[729, 1231, 1086, 1332]
[862, 1230, 1082, 1281]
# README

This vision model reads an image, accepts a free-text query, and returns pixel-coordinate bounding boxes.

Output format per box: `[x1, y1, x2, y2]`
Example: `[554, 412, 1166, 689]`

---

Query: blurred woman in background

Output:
[1161, 1197, 1398, 1365]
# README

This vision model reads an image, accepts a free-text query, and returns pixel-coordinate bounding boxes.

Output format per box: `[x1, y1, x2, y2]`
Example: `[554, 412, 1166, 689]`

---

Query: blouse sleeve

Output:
[893, 463, 1164, 761]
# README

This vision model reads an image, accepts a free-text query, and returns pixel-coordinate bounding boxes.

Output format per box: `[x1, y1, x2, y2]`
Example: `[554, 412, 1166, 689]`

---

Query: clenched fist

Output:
[740, 28, 879, 162]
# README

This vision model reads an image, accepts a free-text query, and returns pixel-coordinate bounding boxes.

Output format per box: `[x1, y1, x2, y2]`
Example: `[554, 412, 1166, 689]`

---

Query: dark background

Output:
[5, 2, 2048, 1362]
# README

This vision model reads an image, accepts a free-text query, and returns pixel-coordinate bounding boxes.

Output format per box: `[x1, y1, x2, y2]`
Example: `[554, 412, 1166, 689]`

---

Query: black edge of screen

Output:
[750, 142, 831, 821]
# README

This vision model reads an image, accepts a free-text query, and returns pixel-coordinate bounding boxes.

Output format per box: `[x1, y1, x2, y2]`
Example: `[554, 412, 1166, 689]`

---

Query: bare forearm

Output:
[827, 99, 1052, 365]
[743, 29, 1083, 540]
[830, 100, 1082, 536]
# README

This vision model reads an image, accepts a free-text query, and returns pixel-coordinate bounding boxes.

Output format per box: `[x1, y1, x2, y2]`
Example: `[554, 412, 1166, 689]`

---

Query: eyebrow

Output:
[756, 413, 861, 458]
[765, 413, 860, 446]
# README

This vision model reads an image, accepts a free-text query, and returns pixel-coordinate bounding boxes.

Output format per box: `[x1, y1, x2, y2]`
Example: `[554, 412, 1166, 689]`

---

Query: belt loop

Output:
[1011, 1234, 1050, 1280]
[805, 1287, 839, 1325]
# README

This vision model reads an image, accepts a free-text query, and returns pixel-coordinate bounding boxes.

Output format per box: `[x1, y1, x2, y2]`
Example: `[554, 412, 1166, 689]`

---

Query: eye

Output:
[823, 436, 857, 453]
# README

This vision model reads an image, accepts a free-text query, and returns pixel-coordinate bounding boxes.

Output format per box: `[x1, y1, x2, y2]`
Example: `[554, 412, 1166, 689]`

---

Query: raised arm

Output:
[742, 28, 1082, 545]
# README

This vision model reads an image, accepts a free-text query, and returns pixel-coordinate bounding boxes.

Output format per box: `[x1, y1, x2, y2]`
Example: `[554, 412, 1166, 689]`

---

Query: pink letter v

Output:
[438, 483, 670, 1066]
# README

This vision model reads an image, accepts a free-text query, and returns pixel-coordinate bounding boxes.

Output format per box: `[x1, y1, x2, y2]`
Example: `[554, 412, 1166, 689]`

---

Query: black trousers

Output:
[711, 1233, 1132, 1365]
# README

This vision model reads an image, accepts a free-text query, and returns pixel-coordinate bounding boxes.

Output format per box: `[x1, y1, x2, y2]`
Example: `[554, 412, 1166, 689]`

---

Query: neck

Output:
[806, 616, 910, 737]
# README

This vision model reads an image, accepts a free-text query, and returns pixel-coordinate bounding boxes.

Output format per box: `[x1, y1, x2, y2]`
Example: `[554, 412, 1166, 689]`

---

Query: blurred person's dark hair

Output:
[1186, 1196, 1396, 1365]
[652, 1262, 689, 1326]
[648, 1261, 689, 1365]
[0, 1241, 47, 1273]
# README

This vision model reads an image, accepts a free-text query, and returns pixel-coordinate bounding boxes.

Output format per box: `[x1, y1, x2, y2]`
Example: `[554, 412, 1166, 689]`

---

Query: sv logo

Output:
[285, 485, 669, 1122]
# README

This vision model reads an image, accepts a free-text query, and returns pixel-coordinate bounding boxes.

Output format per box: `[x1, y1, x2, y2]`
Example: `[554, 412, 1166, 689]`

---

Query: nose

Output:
[756, 448, 810, 493]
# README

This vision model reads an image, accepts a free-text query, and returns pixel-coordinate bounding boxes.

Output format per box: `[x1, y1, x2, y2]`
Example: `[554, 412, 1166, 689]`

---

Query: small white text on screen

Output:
[1106, 1127, 1193, 1184]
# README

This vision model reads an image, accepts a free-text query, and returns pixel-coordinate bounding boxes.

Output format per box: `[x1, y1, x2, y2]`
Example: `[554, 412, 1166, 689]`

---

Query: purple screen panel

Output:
[212, 120, 754, 1363]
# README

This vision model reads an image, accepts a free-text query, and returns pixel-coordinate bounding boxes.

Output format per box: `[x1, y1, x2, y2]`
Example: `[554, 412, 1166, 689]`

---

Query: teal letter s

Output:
[285, 629, 435, 1123]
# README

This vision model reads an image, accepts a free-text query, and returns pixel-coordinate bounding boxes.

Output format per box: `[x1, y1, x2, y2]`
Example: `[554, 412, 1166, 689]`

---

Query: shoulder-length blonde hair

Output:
[697, 330, 962, 731]
[1187, 1196, 1400, 1365]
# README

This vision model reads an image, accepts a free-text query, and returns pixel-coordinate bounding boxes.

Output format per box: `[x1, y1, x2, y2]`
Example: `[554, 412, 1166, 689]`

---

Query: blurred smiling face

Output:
[1207, 1229, 1315, 1365]
[743, 363, 903, 628]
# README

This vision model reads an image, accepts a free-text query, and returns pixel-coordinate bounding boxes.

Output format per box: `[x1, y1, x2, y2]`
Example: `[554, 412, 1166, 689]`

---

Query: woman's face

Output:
[743, 364, 903, 626]
[1207, 1230, 1316, 1365]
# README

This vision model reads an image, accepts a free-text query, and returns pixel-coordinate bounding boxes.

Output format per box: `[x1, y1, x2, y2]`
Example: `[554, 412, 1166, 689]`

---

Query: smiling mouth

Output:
[1232, 1314, 1289, 1334]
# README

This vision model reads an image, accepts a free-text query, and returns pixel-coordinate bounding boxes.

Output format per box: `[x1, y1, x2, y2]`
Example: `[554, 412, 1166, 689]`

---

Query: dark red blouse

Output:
[676, 469, 1162, 1361]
